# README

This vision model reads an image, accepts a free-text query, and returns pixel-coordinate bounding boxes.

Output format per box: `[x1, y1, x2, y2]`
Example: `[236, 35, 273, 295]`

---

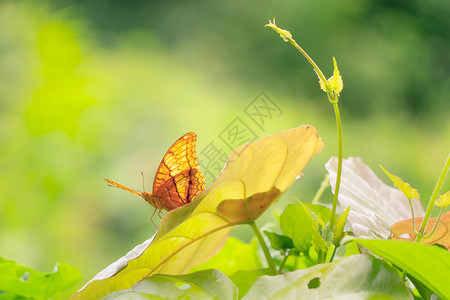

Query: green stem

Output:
[329, 101, 343, 230]
[406, 199, 417, 235]
[266, 20, 343, 232]
[278, 250, 290, 273]
[325, 244, 336, 263]
[421, 207, 445, 239]
[288, 35, 342, 230]
[317, 250, 325, 264]
[311, 174, 330, 204]
[249, 221, 278, 275]
[417, 152, 450, 241]
[288, 40, 329, 87]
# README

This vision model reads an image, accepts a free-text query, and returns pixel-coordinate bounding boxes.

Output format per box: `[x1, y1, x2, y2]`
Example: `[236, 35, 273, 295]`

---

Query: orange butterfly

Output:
[104, 132, 205, 227]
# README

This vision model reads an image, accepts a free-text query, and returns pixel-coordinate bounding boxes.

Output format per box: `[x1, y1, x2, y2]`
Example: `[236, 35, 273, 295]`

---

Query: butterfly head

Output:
[142, 192, 164, 210]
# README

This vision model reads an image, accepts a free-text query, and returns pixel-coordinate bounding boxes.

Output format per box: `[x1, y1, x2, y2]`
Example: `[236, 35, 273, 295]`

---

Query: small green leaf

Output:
[280, 204, 314, 252]
[333, 206, 350, 244]
[265, 18, 292, 42]
[320, 57, 343, 97]
[264, 231, 295, 251]
[311, 230, 328, 253]
[0, 258, 82, 299]
[379, 165, 420, 200]
[324, 244, 335, 263]
[356, 239, 450, 300]
[103, 269, 238, 300]
[435, 191, 450, 207]
[318, 76, 329, 93]
[408, 274, 434, 300]
[191, 237, 262, 276]
[301, 203, 328, 252]
[279, 249, 317, 273]
[242, 254, 412, 299]
[304, 204, 331, 226]
[344, 241, 360, 257]
[230, 269, 271, 298]
[330, 57, 343, 96]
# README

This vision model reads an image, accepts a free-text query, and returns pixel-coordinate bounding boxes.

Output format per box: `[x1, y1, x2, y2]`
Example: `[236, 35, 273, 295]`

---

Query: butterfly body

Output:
[104, 132, 205, 226]
[141, 192, 162, 210]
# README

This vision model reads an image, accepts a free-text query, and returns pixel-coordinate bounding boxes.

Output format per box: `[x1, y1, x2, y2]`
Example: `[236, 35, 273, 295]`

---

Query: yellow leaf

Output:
[390, 211, 450, 250]
[329, 57, 343, 96]
[379, 165, 420, 200]
[71, 125, 324, 299]
[436, 191, 450, 208]
[265, 18, 292, 42]
[319, 76, 328, 93]
[319, 57, 343, 97]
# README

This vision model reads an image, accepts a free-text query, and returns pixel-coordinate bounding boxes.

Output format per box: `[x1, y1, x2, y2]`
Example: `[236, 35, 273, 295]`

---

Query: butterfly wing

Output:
[152, 132, 205, 210]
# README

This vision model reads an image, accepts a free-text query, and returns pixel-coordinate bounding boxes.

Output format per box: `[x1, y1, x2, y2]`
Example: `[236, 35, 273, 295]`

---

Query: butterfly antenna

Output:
[141, 171, 146, 192]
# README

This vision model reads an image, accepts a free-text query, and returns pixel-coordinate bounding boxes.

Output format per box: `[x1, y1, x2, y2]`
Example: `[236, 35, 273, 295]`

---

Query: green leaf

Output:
[281, 248, 318, 272]
[264, 231, 295, 250]
[230, 269, 271, 298]
[71, 125, 324, 299]
[356, 239, 450, 300]
[191, 237, 262, 276]
[301, 203, 328, 252]
[311, 230, 328, 253]
[435, 191, 450, 207]
[304, 204, 331, 226]
[379, 165, 420, 200]
[344, 240, 361, 257]
[333, 206, 350, 244]
[407, 274, 434, 300]
[280, 204, 314, 252]
[103, 269, 238, 300]
[0, 258, 82, 299]
[242, 254, 412, 299]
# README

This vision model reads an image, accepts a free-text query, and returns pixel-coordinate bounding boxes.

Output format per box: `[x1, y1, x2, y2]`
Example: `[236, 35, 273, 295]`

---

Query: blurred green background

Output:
[1, 0, 449, 288]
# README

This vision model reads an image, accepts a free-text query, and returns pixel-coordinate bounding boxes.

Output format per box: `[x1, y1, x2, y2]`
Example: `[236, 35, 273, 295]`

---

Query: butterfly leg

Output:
[158, 209, 163, 219]
[150, 207, 158, 228]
